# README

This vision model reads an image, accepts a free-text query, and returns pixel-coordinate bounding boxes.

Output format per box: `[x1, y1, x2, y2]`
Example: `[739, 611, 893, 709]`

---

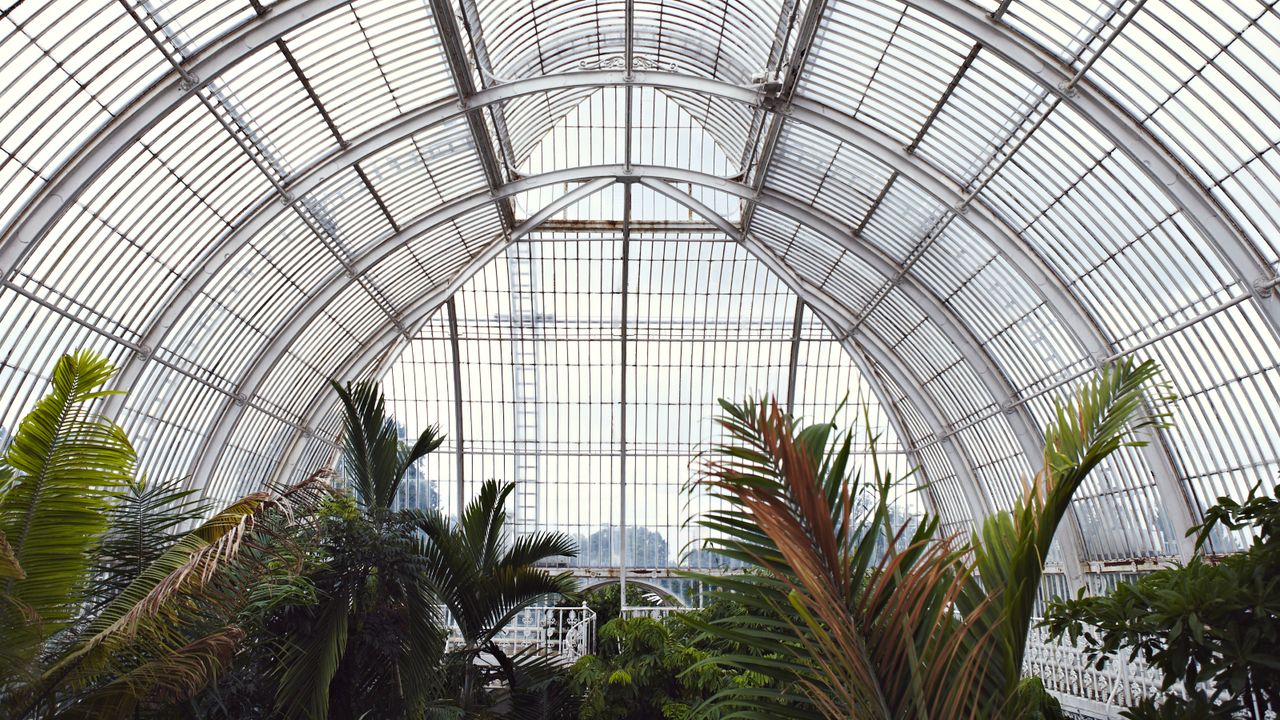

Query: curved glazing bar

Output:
[0, 0, 1277, 581]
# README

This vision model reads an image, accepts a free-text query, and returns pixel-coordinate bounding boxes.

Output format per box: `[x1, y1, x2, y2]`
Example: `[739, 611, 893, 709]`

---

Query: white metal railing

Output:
[441, 604, 596, 663]
[439, 605, 1158, 716]
[620, 605, 686, 619]
[1023, 623, 1164, 718]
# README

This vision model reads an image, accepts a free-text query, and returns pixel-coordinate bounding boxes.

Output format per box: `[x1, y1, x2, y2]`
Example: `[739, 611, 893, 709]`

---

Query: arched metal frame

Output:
[3, 0, 1276, 575]
[248, 170, 1095, 582]
[68, 66, 1200, 563]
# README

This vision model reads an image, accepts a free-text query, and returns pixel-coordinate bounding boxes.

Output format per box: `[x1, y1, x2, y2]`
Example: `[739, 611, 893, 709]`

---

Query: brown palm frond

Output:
[97, 471, 330, 641]
[690, 398, 1010, 720]
[25, 472, 332, 715]
[0, 530, 25, 581]
[55, 627, 247, 720]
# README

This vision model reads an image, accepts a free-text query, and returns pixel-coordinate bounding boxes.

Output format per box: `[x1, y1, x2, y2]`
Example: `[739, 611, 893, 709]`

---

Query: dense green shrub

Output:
[1042, 484, 1280, 719]
[568, 599, 771, 720]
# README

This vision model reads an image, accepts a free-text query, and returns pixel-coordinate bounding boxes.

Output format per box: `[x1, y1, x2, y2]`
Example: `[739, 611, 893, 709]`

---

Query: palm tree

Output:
[0, 350, 330, 719]
[417, 479, 578, 714]
[330, 379, 445, 516]
[684, 358, 1167, 719]
[270, 379, 446, 720]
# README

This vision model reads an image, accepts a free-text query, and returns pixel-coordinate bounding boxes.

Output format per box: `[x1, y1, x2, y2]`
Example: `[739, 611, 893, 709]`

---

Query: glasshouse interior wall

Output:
[1, 0, 1280, 715]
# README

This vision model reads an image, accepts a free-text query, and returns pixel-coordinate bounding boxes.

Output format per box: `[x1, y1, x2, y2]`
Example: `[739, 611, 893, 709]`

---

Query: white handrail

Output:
[438, 604, 596, 662]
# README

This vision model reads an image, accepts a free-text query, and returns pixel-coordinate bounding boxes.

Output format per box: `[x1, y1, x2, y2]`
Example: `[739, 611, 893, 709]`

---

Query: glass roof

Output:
[2, 0, 1279, 588]
[356, 229, 917, 574]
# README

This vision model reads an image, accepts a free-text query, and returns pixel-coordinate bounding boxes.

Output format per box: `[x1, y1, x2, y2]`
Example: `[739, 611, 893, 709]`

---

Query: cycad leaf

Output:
[24, 474, 330, 719]
[87, 475, 209, 614]
[0, 350, 134, 637]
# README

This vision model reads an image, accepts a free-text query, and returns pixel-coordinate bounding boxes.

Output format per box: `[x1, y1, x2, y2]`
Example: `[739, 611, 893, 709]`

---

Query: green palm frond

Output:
[416, 479, 577, 704]
[504, 531, 578, 569]
[274, 582, 353, 720]
[23, 474, 332, 718]
[399, 572, 448, 715]
[0, 350, 135, 639]
[332, 379, 443, 513]
[971, 358, 1166, 706]
[88, 475, 210, 614]
[460, 479, 514, 570]
[477, 566, 578, 646]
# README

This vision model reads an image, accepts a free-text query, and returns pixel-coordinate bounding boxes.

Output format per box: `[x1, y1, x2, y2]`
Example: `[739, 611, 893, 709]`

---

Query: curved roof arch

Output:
[3, 0, 1279, 577]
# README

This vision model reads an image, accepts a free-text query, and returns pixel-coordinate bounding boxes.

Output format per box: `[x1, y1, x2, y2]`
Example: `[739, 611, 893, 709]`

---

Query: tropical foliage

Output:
[681, 359, 1165, 719]
[568, 597, 773, 720]
[201, 381, 580, 719]
[1, 350, 135, 648]
[87, 477, 211, 614]
[1042, 483, 1280, 719]
[7, 347, 1262, 720]
[418, 478, 579, 715]
[0, 353, 582, 719]
[254, 380, 447, 720]
[0, 350, 330, 719]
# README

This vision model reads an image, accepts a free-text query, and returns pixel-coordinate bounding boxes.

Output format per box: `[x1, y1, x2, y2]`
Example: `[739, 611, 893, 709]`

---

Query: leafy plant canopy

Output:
[679, 359, 1166, 719]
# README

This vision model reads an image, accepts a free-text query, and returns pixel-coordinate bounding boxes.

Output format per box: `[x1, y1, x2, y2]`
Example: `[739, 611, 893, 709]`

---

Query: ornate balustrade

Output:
[441, 604, 596, 663]
[1023, 623, 1165, 718]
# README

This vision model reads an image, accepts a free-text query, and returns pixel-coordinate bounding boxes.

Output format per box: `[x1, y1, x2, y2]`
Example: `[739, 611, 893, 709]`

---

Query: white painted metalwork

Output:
[1024, 624, 1164, 719]
[442, 604, 596, 663]
[5, 1, 1280, 709]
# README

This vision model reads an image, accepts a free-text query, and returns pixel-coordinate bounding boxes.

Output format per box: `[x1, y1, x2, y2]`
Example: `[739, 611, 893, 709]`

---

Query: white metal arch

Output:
[236, 169, 1106, 575]
[3, 0, 1273, 342]
[95, 69, 1132, 453]
[46, 64, 1228, 555]
[263, 177, 972, 538]
[195, 176, 615, 495]
[902, 0, 1280, 335]
[202, 165, 1198, 564]
[99, 68, 1110, 372]
[0, 1, 1228, 559]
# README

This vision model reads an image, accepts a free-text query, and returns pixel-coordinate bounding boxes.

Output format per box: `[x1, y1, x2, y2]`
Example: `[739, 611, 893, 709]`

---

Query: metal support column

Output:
[447, 298, 466, 516]
[619, 183, 633, 608]
[784, 301, 805, 415]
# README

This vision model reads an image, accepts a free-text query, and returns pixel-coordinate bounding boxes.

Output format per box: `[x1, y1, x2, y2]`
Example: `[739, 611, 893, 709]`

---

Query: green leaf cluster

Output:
[0, 354, 581, 720]
[201, 381, 580, 720]
[0, 350, 332, 719]
[569, 599, 772, 720]
[1042, 484, 1280, 719]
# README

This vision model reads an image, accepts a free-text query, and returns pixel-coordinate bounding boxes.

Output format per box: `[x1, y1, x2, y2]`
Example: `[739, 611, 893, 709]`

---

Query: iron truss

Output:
[3, 0, 1280, 581]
